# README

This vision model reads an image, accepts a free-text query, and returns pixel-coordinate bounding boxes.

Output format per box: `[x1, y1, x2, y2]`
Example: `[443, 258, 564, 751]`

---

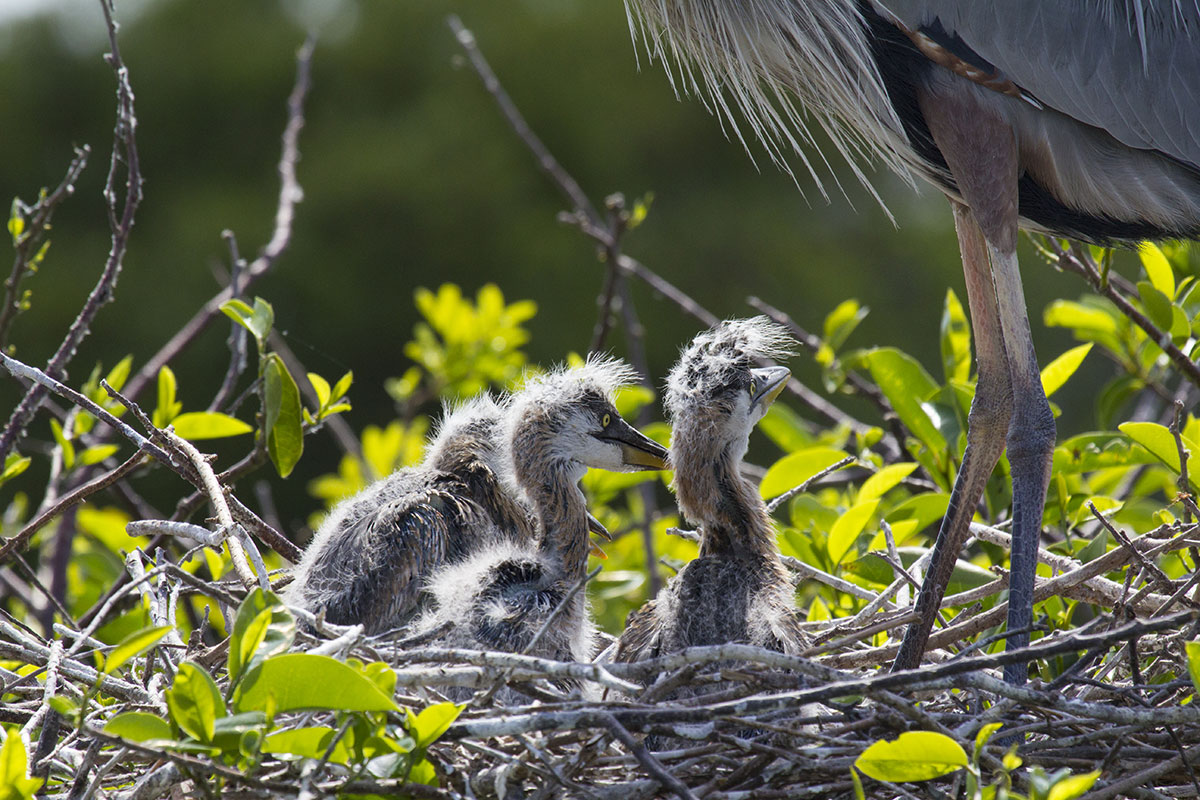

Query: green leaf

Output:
[101, 624, 174, 675]
[758, 402, 813, 453]
[823, 299, 868, 354]
[7, 198, 25, 243]
[939, 289, 971, 383]
[153, 366, 182, 429]
[759, 447, 849, 500]
[49, 418, 75, 470]
[78, 444, 120, 466]
[308, 372, 331, 410]
[0, 728, 42, 800]
[262, 726, 352, 764]
[166, 661, 226, 743]
[1119, 421, 1200, 490]
[331, 370, 353, 403]
[1046, 770, 1101, 800]
[104, 355, 134, 394]
[1137, 281, 1174, 332]
[828, 499, 879, 566]
[974, 722, 1003, 759]
[0, 453, 31, 487]
[862, 348, 947, 453]
[228, 589, 295, 686]
[1140, 241, 1176, 299]
[104, 712, 174, 743]
[1040, 344, 1092, 398]
[406, 702, 463, 749]
[1043, 300, 1118, 337]
[263, 353, 304, 478]
[234, 653, 399, 714]
[859, 463, 917, 503]
[171, 411, 253, 441]
[220, 296, 274, 349]
[1185, 641, 1200, 693]
[854, 731, 967, 783]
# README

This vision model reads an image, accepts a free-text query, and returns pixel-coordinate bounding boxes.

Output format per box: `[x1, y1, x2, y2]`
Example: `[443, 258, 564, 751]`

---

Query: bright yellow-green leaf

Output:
[855, 731, 967, 783]
[1047, 770, 1101, 800]
[49, 418, 75, 470]
[1119, 421, 1200, 490]
[806, 597, 831, 622]
[862, 348, 946, 453]
[939, 289, 971, 383]
[974, 722, 1003, 758]
[171, 411, 253, 441]
[104, 712, 174, 744]
[78, 444, 120, 466]
[759, 447, 849, 500]
[1185, 641, 1200, 693]
[0, 728, 42, 800]
[1140, 241, 1175, 299]
[166, 662, 225, 743]
[153, 365, 181, 429]
[0, 453, 30, 486]
[1040, 344, 1093, 398]
[101, 624, 174, 675]
[262, 726, 352, 764]
[829, 499, 880, 566]
[220, 297, 274, 348]
[859, 463, 917, 503]
[234, 653, 399, 714]
[1044, 300, 1118, 336]
[308, 372, 331, 409]
[406, 701, 463, 749]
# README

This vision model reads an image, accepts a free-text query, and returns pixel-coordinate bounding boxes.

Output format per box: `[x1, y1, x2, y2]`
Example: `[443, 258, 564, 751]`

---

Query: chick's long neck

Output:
[513, 445, 591, 582]
[674, 428, 778, 562]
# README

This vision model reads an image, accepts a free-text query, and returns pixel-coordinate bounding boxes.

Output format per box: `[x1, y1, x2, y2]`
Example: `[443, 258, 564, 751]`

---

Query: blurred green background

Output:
[0, 0, 1097, 538]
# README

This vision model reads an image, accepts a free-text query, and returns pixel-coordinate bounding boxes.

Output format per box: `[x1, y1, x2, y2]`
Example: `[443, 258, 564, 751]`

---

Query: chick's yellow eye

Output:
[602, 413, 611, 427]
[749, 380, 757, 396]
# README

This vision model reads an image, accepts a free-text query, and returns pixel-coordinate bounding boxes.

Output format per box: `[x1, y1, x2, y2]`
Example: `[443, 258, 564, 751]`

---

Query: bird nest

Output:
[5, 517, 1200, 800]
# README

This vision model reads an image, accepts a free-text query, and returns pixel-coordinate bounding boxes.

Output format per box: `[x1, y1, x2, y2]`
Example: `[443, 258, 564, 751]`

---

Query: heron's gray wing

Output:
[308, 485, 482, 634]
[614, 599, 663, 663]
[873, 0, 1200, 166]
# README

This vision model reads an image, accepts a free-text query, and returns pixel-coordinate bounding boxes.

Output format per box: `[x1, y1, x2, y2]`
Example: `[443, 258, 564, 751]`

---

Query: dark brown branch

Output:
[0, 0, 143, 464]
[122, 36, 315, 405]
[0, 146, 91, 348]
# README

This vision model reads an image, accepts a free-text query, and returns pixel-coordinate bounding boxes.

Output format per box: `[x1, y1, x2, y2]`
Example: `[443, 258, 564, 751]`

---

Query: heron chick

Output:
[617, 318, 805, 666]
[413, 357, 668, 667]
[285, 394, 535, 634]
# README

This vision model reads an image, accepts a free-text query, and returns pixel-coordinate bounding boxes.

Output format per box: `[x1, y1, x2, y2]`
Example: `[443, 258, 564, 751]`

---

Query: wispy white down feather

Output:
[625, 0, 919, 209]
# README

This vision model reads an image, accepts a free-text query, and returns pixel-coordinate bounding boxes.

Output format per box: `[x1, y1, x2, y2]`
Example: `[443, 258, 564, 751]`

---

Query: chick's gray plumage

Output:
[415, 358, 668, 669]
[285, 395, 534, 634]
[617, 318, 805, 664]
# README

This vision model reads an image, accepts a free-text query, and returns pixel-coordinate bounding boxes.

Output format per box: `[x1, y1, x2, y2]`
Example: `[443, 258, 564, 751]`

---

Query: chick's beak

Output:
[750, 366, 790, 411]
[593, 416, 668, 470]
[587, 511, 613, 541]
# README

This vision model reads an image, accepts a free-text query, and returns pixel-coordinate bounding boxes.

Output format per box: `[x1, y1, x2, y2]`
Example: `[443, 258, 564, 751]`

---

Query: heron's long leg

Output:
[891, 202, 1012, 672]
[989, 238, 1055, 683]
[892, 81, 1053, 681]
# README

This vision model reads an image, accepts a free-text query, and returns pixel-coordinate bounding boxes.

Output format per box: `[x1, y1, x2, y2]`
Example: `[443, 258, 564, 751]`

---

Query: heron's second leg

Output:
[891, 201, 1012, 672]
[988, 238, 1055, 684]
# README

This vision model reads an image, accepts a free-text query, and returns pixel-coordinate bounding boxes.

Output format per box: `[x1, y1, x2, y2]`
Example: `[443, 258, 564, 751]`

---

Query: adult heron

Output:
[624, 0, 1200, 681]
